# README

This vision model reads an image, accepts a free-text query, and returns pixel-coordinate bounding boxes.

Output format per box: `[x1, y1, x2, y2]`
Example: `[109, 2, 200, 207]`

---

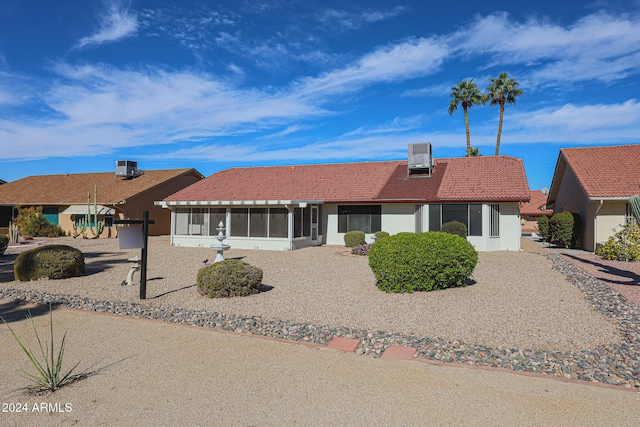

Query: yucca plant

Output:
[2, 304, 95, 394]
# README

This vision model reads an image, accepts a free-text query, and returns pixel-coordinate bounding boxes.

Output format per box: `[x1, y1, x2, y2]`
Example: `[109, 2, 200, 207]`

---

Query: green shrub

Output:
[549, 212, 581, 248]
[14, 245, 85, 281]
[16, 207, 65, 238]
[374, 231, 390, 240]
[0, 234, 8, 256]
[537, 215, 551, 242]
[344, 230, 366, 247]
[197, 260, 263, 298]
[597, 222, 640, 261]
[441, 220, 468, 238]
[368, 232, 478, 293]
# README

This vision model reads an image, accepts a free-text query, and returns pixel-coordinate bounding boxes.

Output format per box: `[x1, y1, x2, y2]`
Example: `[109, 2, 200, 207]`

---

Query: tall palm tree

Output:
[487, 72, 523, 155]
[448, 79, 486, 156]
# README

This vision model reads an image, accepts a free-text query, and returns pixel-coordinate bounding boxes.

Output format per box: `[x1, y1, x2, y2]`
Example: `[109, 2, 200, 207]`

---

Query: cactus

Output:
[8, 221, 19, 244]
[71, 216, 87, 239]
[87, 185, 105, 239]
[630, 195, 640, 224]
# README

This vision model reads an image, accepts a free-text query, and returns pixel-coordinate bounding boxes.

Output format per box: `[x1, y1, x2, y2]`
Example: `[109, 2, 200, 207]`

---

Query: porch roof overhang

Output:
[62, 205, 115, 215]
[155, 200, 324, 208]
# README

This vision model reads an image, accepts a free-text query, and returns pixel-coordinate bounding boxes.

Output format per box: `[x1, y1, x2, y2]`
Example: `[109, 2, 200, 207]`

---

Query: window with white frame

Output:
[490, 204, 500, 237]
[428, 204, 482, 236]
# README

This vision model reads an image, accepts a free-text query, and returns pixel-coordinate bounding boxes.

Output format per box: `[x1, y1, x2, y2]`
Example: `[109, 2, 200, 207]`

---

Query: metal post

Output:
[140, 210, 149, 300]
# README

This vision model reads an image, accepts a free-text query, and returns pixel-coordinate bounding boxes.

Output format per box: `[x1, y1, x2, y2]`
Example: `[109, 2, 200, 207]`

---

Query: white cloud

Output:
[448, 12, 640, 86]
[318, 6, 405, 30]
[297, 37, 449, 97]
[77, 1, 138, 49]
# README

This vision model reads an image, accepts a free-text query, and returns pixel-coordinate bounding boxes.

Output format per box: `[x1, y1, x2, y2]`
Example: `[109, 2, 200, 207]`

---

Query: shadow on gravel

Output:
[150, 284, 196, 299]
[0, 254, 18, 283]
[0, 300, 62, 324]
[563, 254, 640, 286]
[83, 252, 132, 275]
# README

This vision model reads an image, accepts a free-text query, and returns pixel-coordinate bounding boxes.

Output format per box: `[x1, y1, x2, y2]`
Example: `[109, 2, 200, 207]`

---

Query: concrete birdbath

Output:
[209, 221, 231, 263]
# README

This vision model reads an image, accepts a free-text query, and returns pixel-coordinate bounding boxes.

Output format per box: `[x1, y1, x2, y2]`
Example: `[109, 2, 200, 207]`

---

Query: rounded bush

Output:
[537, 215, 551, 242]
[14, 245, 85, 281]
[344, 230, 366, 247]
[549, 212, 581, 248]
[0, 234, 8, 256]
[374, 231, 390, 240]
[597, 222, 640, 261]
[197, 260, 263, 298]
[368, 232, 478, 293]
[441, 220, 468, 238]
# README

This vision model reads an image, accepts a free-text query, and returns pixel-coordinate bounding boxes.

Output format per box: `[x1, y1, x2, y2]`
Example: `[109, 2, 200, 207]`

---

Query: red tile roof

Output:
[165, 156, 530, 204]
[559, 145, 640, 199]
[520, 190, 552, 215]
[0, 169, 202, 205]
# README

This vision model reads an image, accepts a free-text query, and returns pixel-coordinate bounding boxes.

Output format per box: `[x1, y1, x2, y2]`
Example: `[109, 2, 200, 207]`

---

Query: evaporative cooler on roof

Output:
[408, 143, 433, 176]
[115, 160, 139, 179]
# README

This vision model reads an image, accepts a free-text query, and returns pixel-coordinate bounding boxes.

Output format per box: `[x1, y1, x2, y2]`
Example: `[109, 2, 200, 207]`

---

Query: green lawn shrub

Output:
[374, 231, 390, 240]
[549, 212, 581, 248]
[0, 234, 8, 256]
[16, 207, 65, 238]
[441, 220, 468, 238]
[344, 230, 366, 247]
[368, 231, 478, 293]
[537, 215, 551, 241]
[197, 260, 263, 298]
[14, 245, 85, 281]
[597, 222, 640, 261]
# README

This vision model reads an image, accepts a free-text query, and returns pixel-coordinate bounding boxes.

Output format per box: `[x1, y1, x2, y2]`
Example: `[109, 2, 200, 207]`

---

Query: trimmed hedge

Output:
[441, 220, 468, 238]
[368, 232, 478, 293]
[374, 231, 390, 240]
[344, 230, 366, 247]
[197, 260, 263, 298]
[0, 234, 8, 256]
[14, 245, 85, 281]
[537, 215, 550, 242]
[549, 212, 581, 248]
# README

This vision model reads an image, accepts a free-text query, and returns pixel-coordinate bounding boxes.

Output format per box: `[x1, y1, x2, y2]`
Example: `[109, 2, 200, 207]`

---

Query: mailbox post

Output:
[114, 211, 154, 300]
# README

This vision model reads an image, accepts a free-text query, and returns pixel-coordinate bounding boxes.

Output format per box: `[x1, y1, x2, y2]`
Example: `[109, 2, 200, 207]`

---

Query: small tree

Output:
[15, 207, 65, 238]
[537, 215, 551, 242]
[549, 212, 581, 248]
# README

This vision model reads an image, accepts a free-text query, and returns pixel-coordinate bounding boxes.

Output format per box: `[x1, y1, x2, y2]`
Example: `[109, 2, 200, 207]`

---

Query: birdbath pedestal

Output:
[209, 221, 231, 263]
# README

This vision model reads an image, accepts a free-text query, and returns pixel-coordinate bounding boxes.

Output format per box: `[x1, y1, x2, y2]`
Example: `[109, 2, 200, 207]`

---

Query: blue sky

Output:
[1, 0, 639, 190]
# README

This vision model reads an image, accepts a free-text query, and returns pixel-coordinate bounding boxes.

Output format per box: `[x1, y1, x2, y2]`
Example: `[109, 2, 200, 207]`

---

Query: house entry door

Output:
[310, 205, 319, 246]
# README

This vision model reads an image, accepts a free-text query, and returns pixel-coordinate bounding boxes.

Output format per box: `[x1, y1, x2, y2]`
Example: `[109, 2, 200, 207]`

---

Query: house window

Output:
[190, 208, 208, 235]
[338, 205, 381, 234]
[428, 204, 482, 236]
[42, 207, 59, 225]
[208, 208, 226, 236]
[627, 203, 637, 225]
[0, 206, 15, 227]
[230, 208, 249, 237]
[269, 208, 288, 238]
[249, 208, 268, 237]
[490, 204, 500, 237]
[74, 214, 112, 228]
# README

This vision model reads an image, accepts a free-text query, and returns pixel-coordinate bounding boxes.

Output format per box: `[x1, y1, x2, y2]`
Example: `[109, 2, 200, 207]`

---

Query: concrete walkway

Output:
[1, 302, 638, 426]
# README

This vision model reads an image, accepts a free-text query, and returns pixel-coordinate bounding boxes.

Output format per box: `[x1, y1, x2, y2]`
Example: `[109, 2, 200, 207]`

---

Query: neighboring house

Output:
[0, 163, 203, 237]
[0, 179, 6, 185]
[521, 190, 553, 234]
[546, 144, 640, 252]
[158, 145, 531, 251]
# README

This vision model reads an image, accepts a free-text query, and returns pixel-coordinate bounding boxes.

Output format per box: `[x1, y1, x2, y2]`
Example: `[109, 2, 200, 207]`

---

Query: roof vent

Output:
[115, 160, 139, 179]
[408, 143, 433, 176]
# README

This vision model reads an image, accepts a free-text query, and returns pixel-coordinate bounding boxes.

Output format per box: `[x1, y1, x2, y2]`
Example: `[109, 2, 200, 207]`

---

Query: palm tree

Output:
[448, 79, 487, 156]
[487, 72, 523, 155]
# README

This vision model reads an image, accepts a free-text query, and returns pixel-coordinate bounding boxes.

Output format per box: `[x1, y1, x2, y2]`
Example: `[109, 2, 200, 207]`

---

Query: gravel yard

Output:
[0, 236, 621, 352]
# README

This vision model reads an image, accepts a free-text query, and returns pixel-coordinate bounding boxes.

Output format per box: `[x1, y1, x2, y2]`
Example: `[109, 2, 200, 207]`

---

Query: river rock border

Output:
[1, 252, 638, 389]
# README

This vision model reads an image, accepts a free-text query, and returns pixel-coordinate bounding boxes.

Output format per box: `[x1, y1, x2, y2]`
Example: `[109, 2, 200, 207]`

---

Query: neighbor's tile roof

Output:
[560, 145, 640, 199]
[0, 169, 201, 205]
[165, 156, 530, 203]
[520, 190, 553, 215]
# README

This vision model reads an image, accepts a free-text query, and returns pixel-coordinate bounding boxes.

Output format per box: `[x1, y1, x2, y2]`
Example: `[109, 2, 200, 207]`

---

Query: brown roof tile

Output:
[165, 156, 530, 204]
[560, 145, 640, 199]
[0, 169, 202, 205]
[520, 190, 552, 215]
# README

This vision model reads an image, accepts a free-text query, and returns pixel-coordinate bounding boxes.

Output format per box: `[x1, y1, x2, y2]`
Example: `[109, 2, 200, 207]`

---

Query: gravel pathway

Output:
[1, 236, 639, 389]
